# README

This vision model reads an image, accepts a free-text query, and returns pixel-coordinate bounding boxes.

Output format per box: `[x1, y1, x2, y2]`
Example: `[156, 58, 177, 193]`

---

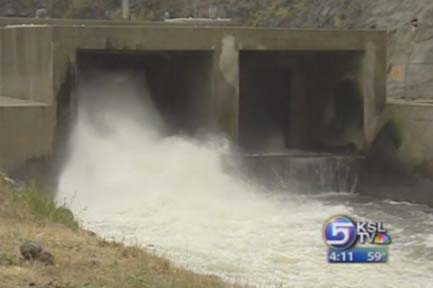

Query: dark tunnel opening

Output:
[329, 78, 364, 151]
[239, 50, 364, 154]
[76, 50, 213, 136]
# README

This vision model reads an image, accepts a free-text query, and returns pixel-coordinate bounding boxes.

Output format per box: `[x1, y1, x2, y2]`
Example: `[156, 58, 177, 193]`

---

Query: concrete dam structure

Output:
[3, 18, 433, 288]
[0, 18, 386, 192]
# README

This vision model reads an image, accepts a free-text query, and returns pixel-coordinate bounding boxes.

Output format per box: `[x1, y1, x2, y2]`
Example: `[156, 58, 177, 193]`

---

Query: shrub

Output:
[17, 181, 79, 230]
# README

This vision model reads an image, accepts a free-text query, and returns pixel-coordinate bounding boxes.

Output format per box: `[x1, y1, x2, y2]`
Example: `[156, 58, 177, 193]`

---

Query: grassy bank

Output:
[0, 175, 233, 288]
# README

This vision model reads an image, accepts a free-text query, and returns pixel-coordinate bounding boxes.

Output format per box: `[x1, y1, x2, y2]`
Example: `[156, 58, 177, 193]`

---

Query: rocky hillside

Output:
[1, 0, 433, 100]
[281, 0, 433, 102]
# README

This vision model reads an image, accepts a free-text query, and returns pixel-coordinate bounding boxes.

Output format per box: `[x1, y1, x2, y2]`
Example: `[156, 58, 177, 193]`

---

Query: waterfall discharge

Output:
[57, 73, 433, 287]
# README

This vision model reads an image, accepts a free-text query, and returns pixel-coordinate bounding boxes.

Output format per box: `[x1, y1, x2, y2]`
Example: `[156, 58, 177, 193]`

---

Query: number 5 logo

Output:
[323, 216, 357, 250]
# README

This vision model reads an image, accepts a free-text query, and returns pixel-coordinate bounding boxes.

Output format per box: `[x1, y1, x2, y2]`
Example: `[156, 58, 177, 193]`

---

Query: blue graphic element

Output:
[328, 247, 389, 263]
[323, 215, 357, 250]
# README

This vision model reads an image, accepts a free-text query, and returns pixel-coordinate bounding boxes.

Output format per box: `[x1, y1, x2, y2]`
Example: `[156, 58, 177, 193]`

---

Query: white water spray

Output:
[58, 73, 433, 287]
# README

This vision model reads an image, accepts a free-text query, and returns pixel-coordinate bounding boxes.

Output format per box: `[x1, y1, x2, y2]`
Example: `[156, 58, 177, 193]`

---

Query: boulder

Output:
[20, 241, 54, 265]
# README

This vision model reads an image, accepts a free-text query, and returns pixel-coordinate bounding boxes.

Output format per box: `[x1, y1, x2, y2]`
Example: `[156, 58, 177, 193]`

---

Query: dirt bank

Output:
[0, 176, 233, 288]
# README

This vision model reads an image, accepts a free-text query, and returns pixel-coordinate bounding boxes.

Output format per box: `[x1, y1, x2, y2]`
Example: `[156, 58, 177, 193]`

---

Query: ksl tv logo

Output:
[323, 215, 392, 250]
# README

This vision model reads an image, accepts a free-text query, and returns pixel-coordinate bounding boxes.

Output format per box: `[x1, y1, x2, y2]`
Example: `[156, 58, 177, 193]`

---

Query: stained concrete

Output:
[384, 100, 433, 166]
[0, 97, 53, 169]
[356, 99, 433, 206]
[0, 19, 386, 172]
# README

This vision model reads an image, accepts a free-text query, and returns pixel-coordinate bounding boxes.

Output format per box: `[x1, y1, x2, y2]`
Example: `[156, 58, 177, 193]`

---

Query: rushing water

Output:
[57, 74, 433, 288]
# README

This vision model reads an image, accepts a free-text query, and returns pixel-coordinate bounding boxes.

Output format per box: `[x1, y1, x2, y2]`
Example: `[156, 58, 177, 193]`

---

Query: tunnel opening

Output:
[76, 50, 213, 136]
[239, 50, 364, 155]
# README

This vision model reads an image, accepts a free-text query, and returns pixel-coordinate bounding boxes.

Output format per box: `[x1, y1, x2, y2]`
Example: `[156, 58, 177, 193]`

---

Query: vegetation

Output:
[0, 176, 233, 288]
[0, 0, 312, 26]
[12, 181, 79, 230]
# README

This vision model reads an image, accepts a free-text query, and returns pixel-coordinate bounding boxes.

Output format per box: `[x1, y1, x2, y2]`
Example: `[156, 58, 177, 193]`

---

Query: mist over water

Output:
[58, 73, 433, 287]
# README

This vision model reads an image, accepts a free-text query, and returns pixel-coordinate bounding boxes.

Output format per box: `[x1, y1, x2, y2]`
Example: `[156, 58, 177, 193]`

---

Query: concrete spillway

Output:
[1, 18, 433, 288]
[0, 18, 386, 174]
[77, 50, 213, 135]
[242, 153, 362, 193]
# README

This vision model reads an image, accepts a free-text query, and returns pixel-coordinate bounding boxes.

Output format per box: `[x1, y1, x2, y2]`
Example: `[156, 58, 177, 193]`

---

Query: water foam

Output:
[57, 73, 433, 287]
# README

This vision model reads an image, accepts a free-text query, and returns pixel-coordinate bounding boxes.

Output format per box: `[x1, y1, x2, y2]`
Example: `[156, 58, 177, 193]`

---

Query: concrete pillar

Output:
[212, 35, 239, 139]
[193, 0, 199, 17]
[361, 42, 386, 146]
[122, 0, 130, 20]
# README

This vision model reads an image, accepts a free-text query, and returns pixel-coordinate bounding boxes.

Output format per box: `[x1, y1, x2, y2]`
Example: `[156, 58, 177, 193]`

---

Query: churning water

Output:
[57, 74, 433, 288]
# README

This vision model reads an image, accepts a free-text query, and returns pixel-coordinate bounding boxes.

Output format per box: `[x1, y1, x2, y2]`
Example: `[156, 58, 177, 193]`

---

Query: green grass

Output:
[0, 251, 18, 266]
[12, 181, 79, 230]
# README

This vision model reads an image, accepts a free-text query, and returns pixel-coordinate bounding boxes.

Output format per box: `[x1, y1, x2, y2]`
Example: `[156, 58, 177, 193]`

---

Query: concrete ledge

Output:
[241, 154, 362, 193]
[388, 98, 433, 107]
[0, 96, 49, 107]
[0, 16, 237, 28]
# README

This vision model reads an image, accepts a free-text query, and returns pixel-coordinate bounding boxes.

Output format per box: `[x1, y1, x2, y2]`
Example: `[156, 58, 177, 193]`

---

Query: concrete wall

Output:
[1, 26, 53, 103]
[357, 99, 433, 206]
[0, 97, 54, 170]
[0, 23, 386, 172]
[384, 100, 433, 166]
[0, 26, 55, 171]
[49, 25, 386, 140]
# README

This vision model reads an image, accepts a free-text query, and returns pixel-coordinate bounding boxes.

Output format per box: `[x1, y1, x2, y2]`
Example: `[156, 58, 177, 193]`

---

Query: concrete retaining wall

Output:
[385, 100, 433, 167]
[0, 26, 55, 171]
[49, 25, 386, 142]
[0, 97, 54, 170]
[0, 22, 386, 176]
[357, 100, 433, 206]
[1, 26, 53, 103]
